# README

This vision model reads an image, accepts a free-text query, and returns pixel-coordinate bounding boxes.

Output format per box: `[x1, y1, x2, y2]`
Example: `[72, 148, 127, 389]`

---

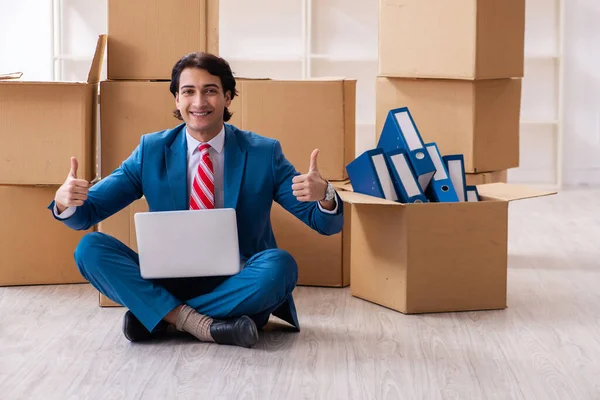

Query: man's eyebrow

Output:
[180, 83, 220, 90]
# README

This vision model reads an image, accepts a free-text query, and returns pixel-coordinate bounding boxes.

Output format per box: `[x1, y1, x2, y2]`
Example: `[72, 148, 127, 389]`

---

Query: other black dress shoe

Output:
[210, 315, 259, 348]
[123, 310, 169, 342]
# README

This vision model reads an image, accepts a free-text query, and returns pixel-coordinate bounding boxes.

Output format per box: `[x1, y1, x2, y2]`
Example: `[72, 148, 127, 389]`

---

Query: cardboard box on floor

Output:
[376, 77, 521, 173]
[271, 181, 351, 287]
[0, 35, 106, 185]
[466, 170, 508, 186]
[97, 197, 149, 307]
[107, 0, 219, 80]
[228, 78, 356, 181]
[337, 182, 555, 314]
[0, 186, 94, 286]
[100, 80, 180, 177]
[378, 0, 525, 80]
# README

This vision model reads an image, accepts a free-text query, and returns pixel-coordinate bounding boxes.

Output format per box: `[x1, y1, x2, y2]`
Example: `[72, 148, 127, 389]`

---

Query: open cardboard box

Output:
[0, 35, 106, 185]
[337, 182, 555, 314]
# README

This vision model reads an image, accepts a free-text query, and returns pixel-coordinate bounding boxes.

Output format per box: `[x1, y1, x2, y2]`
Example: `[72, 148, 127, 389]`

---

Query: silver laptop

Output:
[134, 208, 241, 279]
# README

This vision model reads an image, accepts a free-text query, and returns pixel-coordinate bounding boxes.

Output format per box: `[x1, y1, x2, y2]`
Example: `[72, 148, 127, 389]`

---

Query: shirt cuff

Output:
[53, 204, 77, 219]
[317, 195, 338, 214]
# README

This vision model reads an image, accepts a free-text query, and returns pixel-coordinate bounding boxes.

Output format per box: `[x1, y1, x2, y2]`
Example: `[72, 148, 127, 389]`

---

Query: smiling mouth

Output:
[190, 111, 211, 117]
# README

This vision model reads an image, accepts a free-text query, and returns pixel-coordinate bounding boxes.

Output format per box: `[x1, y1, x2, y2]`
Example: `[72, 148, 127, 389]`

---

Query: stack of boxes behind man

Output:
[99, 1, 357, 306]
[335, 0, 528, 314]
[375, 0, 525, 184]
[0, 37, 106, 287]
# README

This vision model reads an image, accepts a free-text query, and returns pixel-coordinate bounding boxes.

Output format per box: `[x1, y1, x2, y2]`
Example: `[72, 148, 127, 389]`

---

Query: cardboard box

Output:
[466, 170, 508, 186]
[378, 0, 525, 80]
[376, 77, 521, 173]
[0, 35, 105, 185]
[108, 0, 219, 80]
[338, 182, 555, 314]
[0, 185, 94, 286]
[270, 188, 351, 287]
[228, 78, 356, 180]
[97, 197, 149, 307]
[100, 81, 180, 177]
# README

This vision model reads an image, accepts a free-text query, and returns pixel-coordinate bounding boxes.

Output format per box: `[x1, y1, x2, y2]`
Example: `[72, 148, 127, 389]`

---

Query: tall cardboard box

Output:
[378, 0, 525, 80]
[338, 183, 554, 314]
[108, 0, 219, 80]
[100, 81, 180, 177]
[0, 35, 106, 185]
[228, 78, 356, 181]
[0, 186, 94, 286]
[270, 196, 351, 288]
[466, 170, 508, 186]
[97, 197, 149, 307]
[376, 77, 521, 173]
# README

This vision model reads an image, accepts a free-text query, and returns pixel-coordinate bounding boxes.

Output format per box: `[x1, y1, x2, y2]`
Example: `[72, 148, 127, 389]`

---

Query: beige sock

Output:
[175, 304, 215, 342]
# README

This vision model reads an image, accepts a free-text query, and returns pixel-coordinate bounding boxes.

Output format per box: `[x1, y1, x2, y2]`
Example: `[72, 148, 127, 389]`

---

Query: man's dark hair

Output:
[169, 52, 238, 121]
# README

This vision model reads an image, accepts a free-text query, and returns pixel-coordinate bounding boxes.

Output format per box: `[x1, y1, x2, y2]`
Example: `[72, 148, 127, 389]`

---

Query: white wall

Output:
[0, 0, 53, 81]
[563, 0, 600, 187]
[1, 0, 598, 188]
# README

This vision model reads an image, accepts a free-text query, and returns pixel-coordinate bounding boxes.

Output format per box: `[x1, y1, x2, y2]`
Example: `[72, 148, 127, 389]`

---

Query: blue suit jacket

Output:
[50, 123, 344, 329]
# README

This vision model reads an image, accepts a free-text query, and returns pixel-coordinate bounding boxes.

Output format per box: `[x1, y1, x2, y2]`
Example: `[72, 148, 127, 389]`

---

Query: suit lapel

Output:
[224, 125, 247, 209]
[165, 126, 188, 210]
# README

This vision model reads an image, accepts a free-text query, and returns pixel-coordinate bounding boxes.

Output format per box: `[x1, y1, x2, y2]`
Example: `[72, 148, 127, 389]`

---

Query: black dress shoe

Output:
[210, 315, 259, 348]
[123, 310, 169, 342]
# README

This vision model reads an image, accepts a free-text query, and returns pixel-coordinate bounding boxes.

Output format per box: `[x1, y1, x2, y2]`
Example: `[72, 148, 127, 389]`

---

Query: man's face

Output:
[175, 67, 231, 137]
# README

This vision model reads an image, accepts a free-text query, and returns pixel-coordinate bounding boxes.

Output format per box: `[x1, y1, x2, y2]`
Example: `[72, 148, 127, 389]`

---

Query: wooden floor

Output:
[2, 188, 600, 399]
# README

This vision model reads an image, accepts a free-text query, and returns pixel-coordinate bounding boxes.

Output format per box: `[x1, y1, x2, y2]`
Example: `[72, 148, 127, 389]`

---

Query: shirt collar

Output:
[185, 125, 225, 156]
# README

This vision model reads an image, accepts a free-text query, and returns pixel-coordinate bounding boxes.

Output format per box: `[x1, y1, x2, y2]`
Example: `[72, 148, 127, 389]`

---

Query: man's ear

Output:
[224, 91, 232, 107]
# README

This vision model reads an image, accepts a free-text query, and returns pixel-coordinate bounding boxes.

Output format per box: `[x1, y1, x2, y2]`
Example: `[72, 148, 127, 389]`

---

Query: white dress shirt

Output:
[54, 125, 337, 218]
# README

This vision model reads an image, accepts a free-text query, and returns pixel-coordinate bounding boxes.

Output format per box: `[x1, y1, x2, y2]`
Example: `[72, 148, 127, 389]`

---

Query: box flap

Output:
[0, 72, 23, 80]
[337, 188, 402, 206]
[87, 34, 107, 84]
[477, 182, 556, 202]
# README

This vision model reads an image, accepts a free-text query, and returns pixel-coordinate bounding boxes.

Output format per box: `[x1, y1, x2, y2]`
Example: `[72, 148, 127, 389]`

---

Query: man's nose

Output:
[193, 93, 208, 106]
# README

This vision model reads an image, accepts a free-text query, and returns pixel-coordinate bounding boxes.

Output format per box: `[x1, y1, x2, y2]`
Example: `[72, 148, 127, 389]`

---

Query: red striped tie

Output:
[189, 143, 214, 210]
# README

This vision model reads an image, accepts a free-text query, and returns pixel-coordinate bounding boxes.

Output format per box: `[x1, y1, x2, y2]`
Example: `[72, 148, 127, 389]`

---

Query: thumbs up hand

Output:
[54, 157, 91, 213]
[291, 149, 328, 202]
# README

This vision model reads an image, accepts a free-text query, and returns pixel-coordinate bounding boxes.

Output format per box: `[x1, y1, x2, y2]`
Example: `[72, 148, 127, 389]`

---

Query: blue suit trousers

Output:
[74, 232, 299, 332]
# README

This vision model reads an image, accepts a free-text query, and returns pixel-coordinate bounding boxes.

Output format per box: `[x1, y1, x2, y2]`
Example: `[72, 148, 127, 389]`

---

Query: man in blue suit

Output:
[48, 52, 344, 348]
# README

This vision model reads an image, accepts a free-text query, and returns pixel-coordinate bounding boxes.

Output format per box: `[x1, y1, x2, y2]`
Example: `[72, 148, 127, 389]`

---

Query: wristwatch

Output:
[323, 181, 336, 201]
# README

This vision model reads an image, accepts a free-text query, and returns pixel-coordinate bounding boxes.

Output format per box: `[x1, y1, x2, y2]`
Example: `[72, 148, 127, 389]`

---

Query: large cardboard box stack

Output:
[377, 0, 525, 174]
[337, 0, 539, 314]
[98, 1, 355, 305]
[0, 36, 106, 286]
